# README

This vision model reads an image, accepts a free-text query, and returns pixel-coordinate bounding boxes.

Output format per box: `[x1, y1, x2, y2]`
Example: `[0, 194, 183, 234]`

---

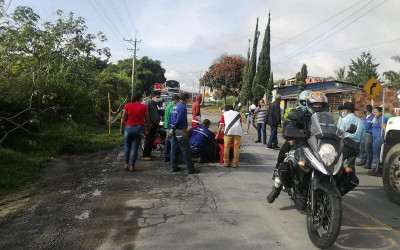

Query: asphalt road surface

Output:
[0, 107, 399, 250]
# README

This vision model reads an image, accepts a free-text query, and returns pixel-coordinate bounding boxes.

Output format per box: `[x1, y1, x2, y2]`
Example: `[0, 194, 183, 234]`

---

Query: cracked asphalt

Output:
[1, 108, 400, 250]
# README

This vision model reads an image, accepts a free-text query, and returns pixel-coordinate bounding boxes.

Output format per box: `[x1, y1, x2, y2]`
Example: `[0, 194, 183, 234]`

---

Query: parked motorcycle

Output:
[278, 112, 359, 249]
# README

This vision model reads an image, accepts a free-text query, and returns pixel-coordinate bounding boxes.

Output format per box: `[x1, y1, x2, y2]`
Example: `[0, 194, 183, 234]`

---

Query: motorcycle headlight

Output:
[318, 143, 337, 166]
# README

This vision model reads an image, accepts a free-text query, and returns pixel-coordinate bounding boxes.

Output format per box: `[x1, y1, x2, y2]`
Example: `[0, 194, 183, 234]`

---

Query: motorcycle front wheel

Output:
[307, 191, 342, 249]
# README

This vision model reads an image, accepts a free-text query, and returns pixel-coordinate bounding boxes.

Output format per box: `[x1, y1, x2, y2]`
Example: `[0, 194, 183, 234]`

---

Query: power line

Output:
[108, 0, 133, 38]
[88, 0, 123, 40]
[122, 0, 138, 35]
[272, 0, 367, 49]
[274, 0, 388, 65]
[276, 37, 400, 64]
[96, 0, 127, 39]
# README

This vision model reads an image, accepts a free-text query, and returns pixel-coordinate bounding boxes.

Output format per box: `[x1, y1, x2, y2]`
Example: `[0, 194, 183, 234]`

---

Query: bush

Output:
[0, 122, 122, 195]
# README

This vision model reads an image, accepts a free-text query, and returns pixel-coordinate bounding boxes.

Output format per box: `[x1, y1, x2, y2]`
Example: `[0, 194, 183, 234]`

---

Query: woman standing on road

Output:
[120, 92, 150, 172]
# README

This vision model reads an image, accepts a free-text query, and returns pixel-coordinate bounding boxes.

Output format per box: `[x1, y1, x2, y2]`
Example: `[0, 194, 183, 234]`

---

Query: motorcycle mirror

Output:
[346, 124, 357, 134]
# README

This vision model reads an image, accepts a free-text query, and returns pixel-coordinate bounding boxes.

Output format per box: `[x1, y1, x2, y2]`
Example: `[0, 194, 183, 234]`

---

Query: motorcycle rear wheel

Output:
[307, 191, 342, 249]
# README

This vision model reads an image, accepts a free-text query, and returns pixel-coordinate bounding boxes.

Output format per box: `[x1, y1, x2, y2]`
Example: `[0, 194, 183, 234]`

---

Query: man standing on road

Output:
[338, 102, 365, 172]
[168, 93, 200, 174]
[244, 100, 257, 134]
[216, 105, 242, 168]
[358, 105, 374, 169]
[254, 99, 268, 144]
[266, 94, 282, 149]
[191, 94, 202, 128]
[163, 94, 180, 162]
[143, 91, 162, 161]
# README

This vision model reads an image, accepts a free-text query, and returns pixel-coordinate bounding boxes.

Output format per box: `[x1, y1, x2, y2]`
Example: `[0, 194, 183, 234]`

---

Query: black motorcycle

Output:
[279, 112, 359, 249]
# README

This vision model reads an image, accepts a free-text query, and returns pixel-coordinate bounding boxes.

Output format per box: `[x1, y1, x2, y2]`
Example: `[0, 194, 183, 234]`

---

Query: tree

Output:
[106, 57, 166, 96]
[253, 13, 271, 100]
[298, 64, 307, 93]
[334, 66, 347, 81]
[241, 18, 260, 102]
[240, 39, 251, 103]
[201, 56, 245, 106]
[265, 72, 274, 103]
[347, 51, 380, 86]
[383, 55, 400, 88]
[275, 78, 286, 86]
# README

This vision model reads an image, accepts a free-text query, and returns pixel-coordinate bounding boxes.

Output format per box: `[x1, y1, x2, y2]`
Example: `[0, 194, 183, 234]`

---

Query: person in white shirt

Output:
[216, 105, 243, 168]
[245, 100, 257, 134]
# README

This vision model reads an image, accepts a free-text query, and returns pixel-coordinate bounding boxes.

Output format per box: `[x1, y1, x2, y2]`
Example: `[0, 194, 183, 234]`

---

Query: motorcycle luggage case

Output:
[336, 170, 359, 196]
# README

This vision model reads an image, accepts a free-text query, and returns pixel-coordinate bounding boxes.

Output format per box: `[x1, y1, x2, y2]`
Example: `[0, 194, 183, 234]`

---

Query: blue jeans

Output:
[124, 125, 143, 167]
[360, 133, 373, 166]
[164, 129, 172, 161]
[170, 130, 194, 172]
[257, 123, 266, 142]
[372, 136, 383, 169]
[267, 126, 278, 147]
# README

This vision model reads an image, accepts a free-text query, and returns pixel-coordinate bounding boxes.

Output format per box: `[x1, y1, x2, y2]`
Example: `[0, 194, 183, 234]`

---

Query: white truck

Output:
[381, 90, 400, 205]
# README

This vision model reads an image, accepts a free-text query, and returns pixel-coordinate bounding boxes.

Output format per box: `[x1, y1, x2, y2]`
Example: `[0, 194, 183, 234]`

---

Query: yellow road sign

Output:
[363, 77, 382, 99]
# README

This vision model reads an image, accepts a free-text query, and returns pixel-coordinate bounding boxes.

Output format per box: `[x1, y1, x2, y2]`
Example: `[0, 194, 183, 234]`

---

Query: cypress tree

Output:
[240, 39, 251, 103]
[265, 72, 274, 103]
[298, 64, 307, 93]
[242, 18, 259, 102]
[253, 12, 271, 101]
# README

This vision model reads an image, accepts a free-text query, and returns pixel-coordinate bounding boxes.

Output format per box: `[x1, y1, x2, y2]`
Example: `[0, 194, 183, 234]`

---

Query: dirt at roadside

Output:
[0, 142, 194, 249]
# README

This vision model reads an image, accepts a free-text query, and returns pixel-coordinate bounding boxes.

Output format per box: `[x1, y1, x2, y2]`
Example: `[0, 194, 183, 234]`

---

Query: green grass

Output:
[0, 122, 122, 195]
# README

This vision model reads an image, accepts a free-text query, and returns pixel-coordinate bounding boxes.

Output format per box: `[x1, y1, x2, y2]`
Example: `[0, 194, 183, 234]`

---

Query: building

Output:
[284, 76, 327, 86]
[275, 80, 400, 117]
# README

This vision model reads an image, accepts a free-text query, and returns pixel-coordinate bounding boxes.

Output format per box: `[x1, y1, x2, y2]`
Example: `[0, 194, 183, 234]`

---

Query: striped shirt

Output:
[257, 107, 268, 123]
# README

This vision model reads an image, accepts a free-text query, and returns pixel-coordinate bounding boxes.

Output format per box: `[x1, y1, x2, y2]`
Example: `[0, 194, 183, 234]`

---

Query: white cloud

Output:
[13, 0, 400, 87]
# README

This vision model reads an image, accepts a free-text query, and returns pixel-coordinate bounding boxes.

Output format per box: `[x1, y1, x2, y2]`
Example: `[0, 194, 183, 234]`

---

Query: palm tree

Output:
[335, 66, 347, 81]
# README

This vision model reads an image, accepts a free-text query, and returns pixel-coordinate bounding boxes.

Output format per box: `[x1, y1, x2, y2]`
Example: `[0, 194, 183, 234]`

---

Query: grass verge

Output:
[0, 122, 122, 196]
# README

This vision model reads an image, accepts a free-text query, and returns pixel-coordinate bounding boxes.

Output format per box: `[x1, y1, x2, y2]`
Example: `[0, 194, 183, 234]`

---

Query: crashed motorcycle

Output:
[277, 112, 359, 249]
[140, 123, 166, 155]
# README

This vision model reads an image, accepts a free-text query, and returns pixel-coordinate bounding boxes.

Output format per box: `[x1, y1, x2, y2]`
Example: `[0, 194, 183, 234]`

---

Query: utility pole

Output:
[124, 37, 141, 99]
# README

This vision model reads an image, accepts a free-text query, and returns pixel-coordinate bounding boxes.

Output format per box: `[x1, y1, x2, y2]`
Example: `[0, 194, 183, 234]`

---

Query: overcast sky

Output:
[8, 0, 400, 91]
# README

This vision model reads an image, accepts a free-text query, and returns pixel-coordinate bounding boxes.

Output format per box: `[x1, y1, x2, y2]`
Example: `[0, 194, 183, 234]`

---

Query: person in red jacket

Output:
[191, 94, 203, 128]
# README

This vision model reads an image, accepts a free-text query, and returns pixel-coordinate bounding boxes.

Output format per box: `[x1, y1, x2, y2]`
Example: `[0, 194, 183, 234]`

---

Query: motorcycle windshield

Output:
[310, 112, 344, 139]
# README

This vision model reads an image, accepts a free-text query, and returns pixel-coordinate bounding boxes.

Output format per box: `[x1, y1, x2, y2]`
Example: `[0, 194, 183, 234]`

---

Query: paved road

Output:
[0, 106, 399, 249]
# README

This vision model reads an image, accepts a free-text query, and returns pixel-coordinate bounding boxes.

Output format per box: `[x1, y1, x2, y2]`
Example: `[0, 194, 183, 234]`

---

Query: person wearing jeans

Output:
[120, 92, 150, 172]
[124, 126, 144, 170]
[368, 106, 387, 176]
[358, 105, 374, 169]
[254, 100, 268, 144]
[266, 94, 282, 149]
[163, 95, 180, 162]
[168, 93, 200, 174]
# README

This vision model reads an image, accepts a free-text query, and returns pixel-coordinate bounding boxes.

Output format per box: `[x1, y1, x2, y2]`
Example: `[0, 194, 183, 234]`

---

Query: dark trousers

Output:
[170, 129, 194, 172]
[342, 145, 359, 171]
[257, 123, 267, 143]
[360, 133, 373, 166]
[192, 144, 214, 161]
[267, 126, 278, 147]
[143, 123, 157, 157]
[276, 141, 291, 168]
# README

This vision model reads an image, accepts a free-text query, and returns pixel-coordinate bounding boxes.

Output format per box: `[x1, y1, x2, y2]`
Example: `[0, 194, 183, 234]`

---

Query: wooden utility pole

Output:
[124, 37, 141, 100]
[108, 93, 111, 135]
